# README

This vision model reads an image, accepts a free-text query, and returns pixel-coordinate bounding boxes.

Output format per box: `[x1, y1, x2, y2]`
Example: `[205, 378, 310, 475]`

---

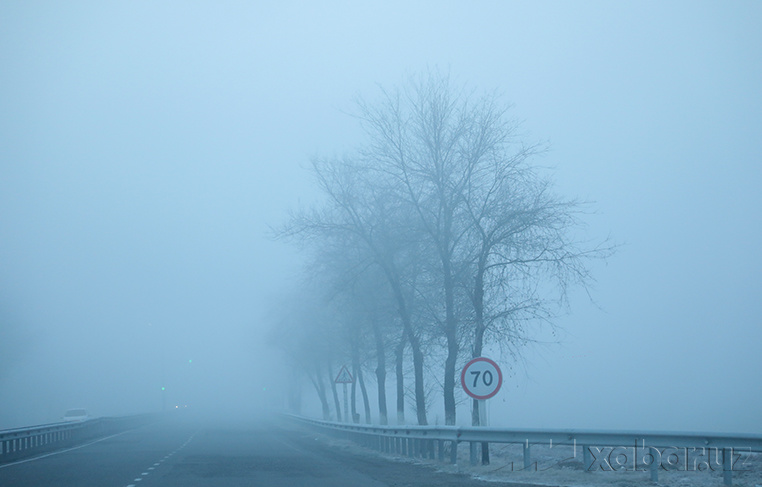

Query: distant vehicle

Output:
[62, 408, 90, 422]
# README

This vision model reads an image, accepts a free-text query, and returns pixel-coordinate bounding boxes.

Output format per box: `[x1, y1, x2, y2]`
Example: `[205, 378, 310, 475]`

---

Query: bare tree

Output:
[274, 71, 613, 432]
[327, 363, 343, 422]
[278, 157, 431, 425]
[354, 71, 614, 426]
[354, 73, 497, 424]
[268, 290, 339, 420]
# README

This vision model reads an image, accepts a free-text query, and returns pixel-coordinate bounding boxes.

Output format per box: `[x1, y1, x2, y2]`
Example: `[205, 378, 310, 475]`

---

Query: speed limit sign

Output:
[461, 357, 502, 400]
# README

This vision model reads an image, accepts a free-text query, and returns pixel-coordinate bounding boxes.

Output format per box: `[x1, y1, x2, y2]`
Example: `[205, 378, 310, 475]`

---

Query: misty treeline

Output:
[271, 72, 612, 427]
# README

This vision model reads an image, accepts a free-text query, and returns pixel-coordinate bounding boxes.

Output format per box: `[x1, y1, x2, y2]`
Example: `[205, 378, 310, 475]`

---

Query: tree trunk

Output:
[409, 330, 428, 425]
[352, 344, 371, 424]
[442, 256, 458, 426]
[372, 316, 388, 425]
[328, 364, 342, 422]
[351, 364, 359, 423]
[357, 366, 372, 424]
[395, 331, 406, 424]
[311, 362, 330, 420]
[444, 337, 458, 425]
[385, 267, 427, 425]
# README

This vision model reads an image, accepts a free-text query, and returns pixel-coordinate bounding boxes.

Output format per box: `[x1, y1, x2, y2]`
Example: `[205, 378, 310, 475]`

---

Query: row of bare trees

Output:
[271, 72, 612, 428]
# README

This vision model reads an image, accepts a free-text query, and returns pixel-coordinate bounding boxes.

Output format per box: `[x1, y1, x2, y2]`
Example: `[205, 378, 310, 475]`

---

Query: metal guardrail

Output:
[0, 414, 160, 464]
[290, 415, 762, 486]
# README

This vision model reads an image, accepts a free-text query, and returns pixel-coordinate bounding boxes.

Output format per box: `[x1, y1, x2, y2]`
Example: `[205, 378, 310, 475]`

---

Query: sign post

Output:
[334, 365, 354, 423]
[461, 357, 502, 465]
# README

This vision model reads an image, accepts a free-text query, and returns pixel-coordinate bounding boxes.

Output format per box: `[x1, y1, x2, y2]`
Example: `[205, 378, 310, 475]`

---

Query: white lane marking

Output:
[134, 479, 142, 482]
[127, 485, 135, 487]
[153, 463, 160, 466]
[148, 467, 154, 470]
[0, 430, 132, 469]
[141, 471, 149, 475]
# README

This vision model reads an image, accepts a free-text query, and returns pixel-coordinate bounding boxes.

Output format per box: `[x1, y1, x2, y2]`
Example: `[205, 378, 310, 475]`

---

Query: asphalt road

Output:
[0, 415, 538, 487]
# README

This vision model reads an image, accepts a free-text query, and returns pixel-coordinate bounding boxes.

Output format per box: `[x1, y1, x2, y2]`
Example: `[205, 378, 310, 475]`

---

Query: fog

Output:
[1, 2, 760, 434]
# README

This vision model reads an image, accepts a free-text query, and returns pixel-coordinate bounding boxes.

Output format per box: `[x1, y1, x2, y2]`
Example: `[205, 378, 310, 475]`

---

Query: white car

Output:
[62, 408, 90, 422]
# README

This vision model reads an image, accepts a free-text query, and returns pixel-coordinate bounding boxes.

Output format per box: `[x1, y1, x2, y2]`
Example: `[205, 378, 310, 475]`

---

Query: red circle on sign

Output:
[461, 357, 503, 400]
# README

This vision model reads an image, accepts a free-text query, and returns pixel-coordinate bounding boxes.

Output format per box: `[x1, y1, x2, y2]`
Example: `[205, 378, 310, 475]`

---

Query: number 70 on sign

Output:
[460, 357, 503, 400]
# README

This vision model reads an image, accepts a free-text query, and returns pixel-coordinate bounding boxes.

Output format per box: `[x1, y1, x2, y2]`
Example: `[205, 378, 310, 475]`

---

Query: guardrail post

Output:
[438, 440, 445, 462]
[523, 441, 531, 470]
[470, 442, 478, 465]
[649, 447, 659, 483]
[450, 440, 458, 464]
[722, 447, 732, 486]
[481, 441, 490, 465]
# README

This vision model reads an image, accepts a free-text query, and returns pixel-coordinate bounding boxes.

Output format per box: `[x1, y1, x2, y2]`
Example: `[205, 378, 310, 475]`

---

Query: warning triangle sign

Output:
[334, 365, 354, 383]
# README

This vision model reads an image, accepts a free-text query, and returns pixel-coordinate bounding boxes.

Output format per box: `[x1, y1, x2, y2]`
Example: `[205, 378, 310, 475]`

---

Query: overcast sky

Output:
[1, 1, 760, 432]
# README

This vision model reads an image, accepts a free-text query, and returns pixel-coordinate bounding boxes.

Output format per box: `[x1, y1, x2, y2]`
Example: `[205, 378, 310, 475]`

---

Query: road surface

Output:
[0, 415, 539, 487]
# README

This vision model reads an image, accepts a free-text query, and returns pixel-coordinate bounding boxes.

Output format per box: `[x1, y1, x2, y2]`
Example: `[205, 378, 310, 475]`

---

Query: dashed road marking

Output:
[124, 429, 198, 486]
